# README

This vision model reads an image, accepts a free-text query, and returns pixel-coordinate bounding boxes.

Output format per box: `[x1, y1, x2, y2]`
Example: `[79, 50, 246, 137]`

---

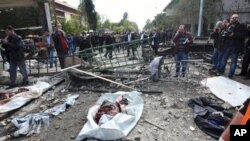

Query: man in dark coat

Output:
[126, 30, 136, 58]
[2, 26, 28, 88]
[239, 27, 250, 79]
[151, 30, 160, 55]
[218, 14, 247, 78]
[52, 22, 69, 69]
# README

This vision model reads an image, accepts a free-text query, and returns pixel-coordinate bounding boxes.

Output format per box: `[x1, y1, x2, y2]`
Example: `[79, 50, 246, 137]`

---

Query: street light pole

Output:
[197, 0, 204, 37]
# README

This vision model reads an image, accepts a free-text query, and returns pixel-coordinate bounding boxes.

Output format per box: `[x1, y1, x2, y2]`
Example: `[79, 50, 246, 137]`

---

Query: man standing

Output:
[172, 25, 193, 77]
[126, 30, 136, 58]
[210, 21, 223, 71]
[104, 33, 114, 60]
[238, 27, 250, 79]
[151, 29, 160, 55]
[218, 14, 246, 78]
[2, 26, 28, 88]
[42, 30, 55, 68]
[52, 22, 68, 69]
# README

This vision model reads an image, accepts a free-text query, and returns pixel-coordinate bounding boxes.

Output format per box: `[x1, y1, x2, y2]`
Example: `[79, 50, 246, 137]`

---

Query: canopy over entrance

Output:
[0, 0, 49, 8]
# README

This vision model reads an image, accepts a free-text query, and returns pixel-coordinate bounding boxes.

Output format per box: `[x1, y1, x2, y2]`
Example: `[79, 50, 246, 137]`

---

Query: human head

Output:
[5, 25, 15, 36]
[230, 14, 239, 23]
[55, 22, 62, 30]
[222, 19, 229, 28]
[178, 24, 186, 33]
[215, 21, 223, 28]
[44, 29, 50, 36]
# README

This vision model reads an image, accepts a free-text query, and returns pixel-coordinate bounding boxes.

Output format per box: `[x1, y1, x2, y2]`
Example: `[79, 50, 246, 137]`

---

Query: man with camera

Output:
[1, 26, 29, 89]
[210, 19, 229, 73]
[218, 14, 247, 79]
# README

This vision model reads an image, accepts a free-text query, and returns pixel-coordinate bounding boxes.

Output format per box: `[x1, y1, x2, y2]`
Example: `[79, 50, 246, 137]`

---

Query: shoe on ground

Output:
[237, 73, 246, 76]
[6, 84, 17, 90]
[228, 75, 233, 79]
[21, 81, 30, 86]
[244, 77, 250, 80]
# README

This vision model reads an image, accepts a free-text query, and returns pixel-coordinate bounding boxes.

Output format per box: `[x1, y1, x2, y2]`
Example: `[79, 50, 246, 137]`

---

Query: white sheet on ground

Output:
[0, 81, 50, 113]
[11, 94, 79, 137]
[76, 91, 143, 141]
[201, 76, 250, 107]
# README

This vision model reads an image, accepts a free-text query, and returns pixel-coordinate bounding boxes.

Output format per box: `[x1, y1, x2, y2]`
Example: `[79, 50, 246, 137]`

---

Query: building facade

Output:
[163, 0, 250, 36]
[54, 0, 82, 22]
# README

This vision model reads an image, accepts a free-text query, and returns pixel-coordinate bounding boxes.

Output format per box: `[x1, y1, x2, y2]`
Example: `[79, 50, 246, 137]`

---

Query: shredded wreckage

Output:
[0, 39, 250, 141]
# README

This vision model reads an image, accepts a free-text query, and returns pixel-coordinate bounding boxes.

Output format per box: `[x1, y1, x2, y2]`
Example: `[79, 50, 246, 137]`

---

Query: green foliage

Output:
[97, 12, 139, 33]
[102, 19, 112, 29]
[60, 19, 87, 35]
[80, 0, 97, 30]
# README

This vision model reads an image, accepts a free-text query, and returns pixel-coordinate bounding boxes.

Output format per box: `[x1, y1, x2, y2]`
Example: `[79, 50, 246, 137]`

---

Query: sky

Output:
[63, 0, 171, 30]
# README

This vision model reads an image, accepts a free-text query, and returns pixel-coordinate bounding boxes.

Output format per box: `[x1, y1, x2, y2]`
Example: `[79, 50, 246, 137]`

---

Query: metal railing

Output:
[0, 37, 212, 76]
[78, 38, 154, 71]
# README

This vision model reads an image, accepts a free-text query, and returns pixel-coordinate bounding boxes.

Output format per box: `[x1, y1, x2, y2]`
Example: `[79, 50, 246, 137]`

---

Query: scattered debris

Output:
[189, 126, 195, 131]
[144, 119, 165, 131]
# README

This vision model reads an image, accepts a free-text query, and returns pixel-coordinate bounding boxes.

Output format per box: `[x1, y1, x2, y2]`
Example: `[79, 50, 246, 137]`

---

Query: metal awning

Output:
[0, 0, 50, 8]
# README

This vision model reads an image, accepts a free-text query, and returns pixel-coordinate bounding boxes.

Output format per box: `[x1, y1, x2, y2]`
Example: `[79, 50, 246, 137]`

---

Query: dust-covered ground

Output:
[1, 68, 250, 141]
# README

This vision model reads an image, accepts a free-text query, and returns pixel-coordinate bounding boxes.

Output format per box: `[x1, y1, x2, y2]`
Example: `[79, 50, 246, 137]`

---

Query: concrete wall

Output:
[222, 0, 250, 23]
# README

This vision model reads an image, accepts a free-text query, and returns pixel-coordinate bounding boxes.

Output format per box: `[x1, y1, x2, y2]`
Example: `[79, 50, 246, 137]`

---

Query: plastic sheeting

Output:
[201, 76, 250, 107]
[149, 56, 163, 75]
[11, 94, 79, 137]
[12, 113, 50, 137]
[76, 91, 143, 141]
[149, 56, 163, 81]
[0, 81, 50, 113]
[44, 95, 79, 116]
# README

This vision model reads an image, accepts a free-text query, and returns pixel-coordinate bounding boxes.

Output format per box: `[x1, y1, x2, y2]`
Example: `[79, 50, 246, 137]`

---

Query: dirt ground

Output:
[1, 67, 250, 141]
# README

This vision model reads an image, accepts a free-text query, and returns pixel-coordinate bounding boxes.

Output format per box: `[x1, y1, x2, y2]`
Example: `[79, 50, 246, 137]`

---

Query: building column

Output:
[44, 2, 53, 32]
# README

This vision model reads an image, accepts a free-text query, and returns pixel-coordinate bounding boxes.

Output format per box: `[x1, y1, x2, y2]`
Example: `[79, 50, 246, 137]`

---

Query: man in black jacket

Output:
[239, 27, 250, 79]
[218, 14, 247, 78]
[2, 26, 28, 88]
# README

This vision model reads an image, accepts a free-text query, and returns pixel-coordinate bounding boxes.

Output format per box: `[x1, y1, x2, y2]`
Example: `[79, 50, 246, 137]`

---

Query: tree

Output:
[60, 19, 87, 35]
[80, 0, 97, 30]
[102, 19, 112, 29]
[97, 12, 139, 33]
[123, 12, 128, 20]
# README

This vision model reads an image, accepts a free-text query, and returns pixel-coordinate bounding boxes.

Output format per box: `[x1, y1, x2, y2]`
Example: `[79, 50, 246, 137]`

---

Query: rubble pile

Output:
[1, 55, 249, 141]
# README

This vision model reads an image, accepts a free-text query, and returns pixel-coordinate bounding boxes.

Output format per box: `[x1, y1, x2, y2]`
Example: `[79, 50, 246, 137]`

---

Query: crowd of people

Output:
[1, 12, 250, 141]
[1, 13, 250, 90]
[0, 22, 175, 89]
[210, 14, 250, 79]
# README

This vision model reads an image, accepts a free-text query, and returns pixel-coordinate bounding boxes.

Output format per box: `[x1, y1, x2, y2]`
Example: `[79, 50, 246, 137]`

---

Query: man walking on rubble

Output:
[172, 24, 193, 77]
[52, 22, 69, 69]
[2, 26, 29, 89]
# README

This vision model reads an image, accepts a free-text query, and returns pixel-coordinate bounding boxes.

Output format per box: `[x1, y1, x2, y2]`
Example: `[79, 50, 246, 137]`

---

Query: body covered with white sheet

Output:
[76, 91, 143, 140]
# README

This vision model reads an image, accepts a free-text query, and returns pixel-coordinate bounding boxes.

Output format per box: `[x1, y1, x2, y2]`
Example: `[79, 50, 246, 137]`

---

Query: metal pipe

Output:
[44, 2, 53, 32]
[197, 0, 204, 37]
